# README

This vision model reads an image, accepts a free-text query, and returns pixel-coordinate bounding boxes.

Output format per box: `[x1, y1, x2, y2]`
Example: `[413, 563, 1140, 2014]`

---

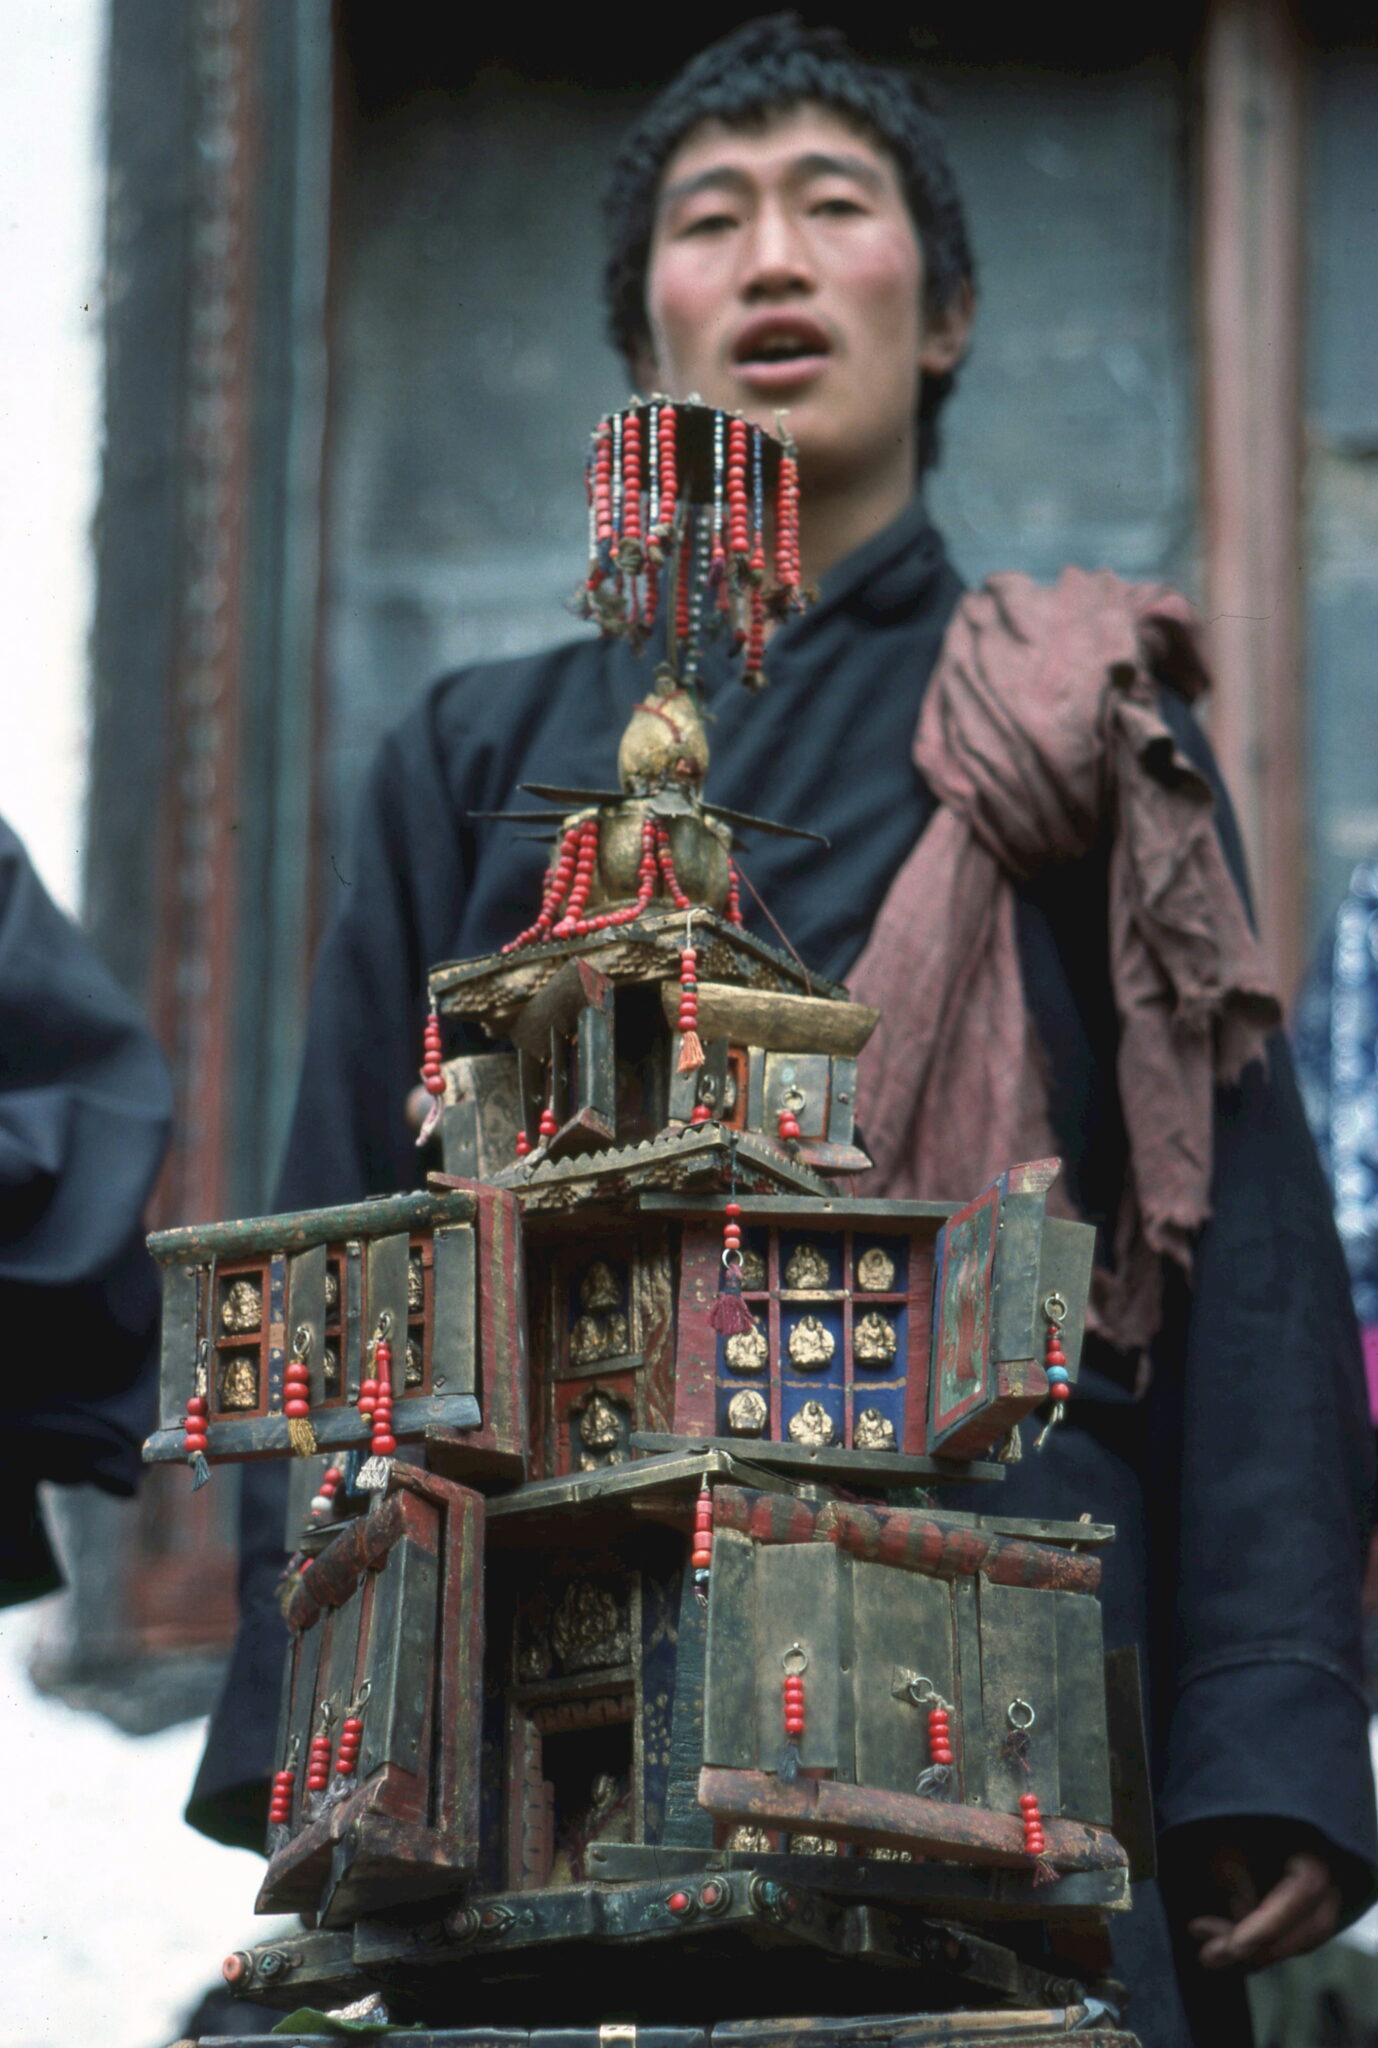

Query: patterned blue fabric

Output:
[1295, 856, 1378, 1326]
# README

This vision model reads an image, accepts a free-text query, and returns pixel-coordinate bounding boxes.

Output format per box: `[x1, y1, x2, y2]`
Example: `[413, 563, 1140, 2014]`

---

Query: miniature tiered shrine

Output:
[147, 403, 1147, 2048]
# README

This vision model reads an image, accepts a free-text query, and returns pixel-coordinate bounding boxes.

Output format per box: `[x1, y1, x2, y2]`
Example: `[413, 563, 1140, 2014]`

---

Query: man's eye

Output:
[680, 211, 738, 237]
[811, 196, 867, 217]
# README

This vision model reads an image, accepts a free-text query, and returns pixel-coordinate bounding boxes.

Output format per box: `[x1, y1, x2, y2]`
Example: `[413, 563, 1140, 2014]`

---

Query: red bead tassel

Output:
[593, 419, 614, 570]
[725, 861, 744, 928]
[184, 1387, 210, 1492]
[743, 579, 767, 693]
[676, 943, 704, 1073]
[284, 1329, 317, 1458]
[267, 1739, 300, 1846]
[1035, 1293, 1071, 1450]
[654, 823, 691, 911]
[916, 1701, 955, 1795]
[773, 448, 802, 615]
[309, 1464, 343, 1521]
[331, 1688, 369, 1792]
[727, 416, 750, 575]
[618, 408, 643, 572]
[306, 1711, 334, 1805]
[554, 815, 600, 937]
[652, 403, 678, 562]
[691, 1478, 713, 1601]
[708, 1201, 756, 1335]
[780, 1649, 807, 1782]
[416, 1006, 446, 1146]
[503, 821, 582, 953]
[357, 1322, 397, 1490]
[1020, 1790, 1056, 1882]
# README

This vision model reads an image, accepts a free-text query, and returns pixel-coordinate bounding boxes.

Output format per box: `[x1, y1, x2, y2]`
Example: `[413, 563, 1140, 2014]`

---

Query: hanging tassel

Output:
[1034, 1291, 1071, 1450]
[691, 1478, 713, 1603]
[1004, 1699, 1056, 1883]
[356, 1319, 396, 1491]
[267, 1737, 300, 1853]
[330, 1682, 371, 1801]
[305, 1703, 335, 1814]
[915, 1694, 955, 1796]
[779, 1645, 807, 1782]
[185, 1341, 211, 1490]
[416, 1007, 446, 1147]
[676, 936, 704, 1072]
[284, 1326, 317, 1457]
[708, 1200, 756, 1335]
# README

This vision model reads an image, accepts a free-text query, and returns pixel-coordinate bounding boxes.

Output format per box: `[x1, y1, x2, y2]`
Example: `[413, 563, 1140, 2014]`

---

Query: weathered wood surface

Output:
[632, 1436, 1003, 1488]
[657, 979, 879, 1056]
[711, 1488, 1102, 1596]
[697, 1768, 1128, 1874]
[148, 1188, 476, 1263]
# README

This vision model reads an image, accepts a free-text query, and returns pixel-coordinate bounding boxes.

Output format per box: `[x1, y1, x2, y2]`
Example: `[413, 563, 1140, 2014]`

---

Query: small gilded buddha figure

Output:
[788, 1399, 836, 1447]
[575, 1388, 631, 1469]
[220, 1277, 262, 1334]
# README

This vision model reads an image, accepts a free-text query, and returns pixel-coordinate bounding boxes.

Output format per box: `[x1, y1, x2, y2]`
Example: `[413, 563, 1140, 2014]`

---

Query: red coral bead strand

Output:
[774, 448, 801, 612]
[677, 943, 704, 1073]
[727, 416, 750, 575]
[306, 1718, 334, 1799]
[619, 406, 643, 573]
[267, 1756, 297, 1833]
[416, 1007, 446, 1144]
[369, 1335, 396, 1457]
[310, 1464, 343, 1519]
[655, 403, 678, 559]
[654, 823, 691, 911]
[929, 1704, 954, 1771]
[1020, 1791, 1046, 1859]
[184, 1390, 210, 1490]
[691, 1478, 714, 1597]
[725, 861, 744, 927]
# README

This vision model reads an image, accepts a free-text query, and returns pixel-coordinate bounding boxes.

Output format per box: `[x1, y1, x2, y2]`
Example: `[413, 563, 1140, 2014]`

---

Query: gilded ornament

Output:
[856, 1246, 896, 1292]
[854, 1407, 897, 1451]
[864, 1846, 913, 1862]
[576, 1389, 630, 1469]
[407, 1257, 424, 1314]
[787, 1834, 838, 1856]
[727, 1824, 774, 1853]
[324, 1268, 340, 1315]
[604, 1311, 631, 1356]
[788, 1399, 836, 1447]
[726, 1388, 768, 1436]
[405, 1337, 423, 1387]
[218, 1352, 260, 1411]
[579, 1260, 622, 1313]
[853, 1310, 898, 1366]
[787, 1315, 835, 1370]
[784, 1244, 830, 1290]
[220, 1278, 262, 1334]
[739, 1247, 766, 1290]
[321, 1344, 341, 1395]
[724, 1327, 769, 1374]
[569, 1314, 607, 1366]
[550, 1578, 630, 1672]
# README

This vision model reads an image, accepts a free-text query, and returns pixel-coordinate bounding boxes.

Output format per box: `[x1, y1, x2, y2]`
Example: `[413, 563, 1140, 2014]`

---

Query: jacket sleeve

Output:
[1151, 695, 1378, 1909]
[0, 819, 171, 1605]
[187, 685, 471, 1845]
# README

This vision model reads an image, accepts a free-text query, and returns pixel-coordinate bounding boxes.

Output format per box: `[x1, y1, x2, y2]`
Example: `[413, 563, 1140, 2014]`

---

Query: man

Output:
[190, 20, 1374, 2043]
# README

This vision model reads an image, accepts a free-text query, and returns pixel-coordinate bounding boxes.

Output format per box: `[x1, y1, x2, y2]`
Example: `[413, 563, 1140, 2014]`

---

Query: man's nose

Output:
[739, 203, 816, 300]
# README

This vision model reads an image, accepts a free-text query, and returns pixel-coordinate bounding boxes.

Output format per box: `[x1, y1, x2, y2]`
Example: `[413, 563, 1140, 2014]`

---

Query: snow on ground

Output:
[0, 1593, 291, 2048]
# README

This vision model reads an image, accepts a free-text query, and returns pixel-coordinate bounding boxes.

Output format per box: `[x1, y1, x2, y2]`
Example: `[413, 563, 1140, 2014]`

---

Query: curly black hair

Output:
[602, 14, 975, 473]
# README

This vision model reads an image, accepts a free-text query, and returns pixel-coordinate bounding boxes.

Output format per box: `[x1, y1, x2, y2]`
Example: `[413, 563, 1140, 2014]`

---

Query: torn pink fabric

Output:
[849, 567, 1280, 1355]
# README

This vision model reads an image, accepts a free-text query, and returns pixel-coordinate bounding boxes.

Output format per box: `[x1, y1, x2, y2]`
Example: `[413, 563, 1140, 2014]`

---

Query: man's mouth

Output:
[731, 318, 832, 385]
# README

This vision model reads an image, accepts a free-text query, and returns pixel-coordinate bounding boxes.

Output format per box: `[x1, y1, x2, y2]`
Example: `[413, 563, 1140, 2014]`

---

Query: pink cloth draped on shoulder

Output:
[848, 567, 1280, 1356]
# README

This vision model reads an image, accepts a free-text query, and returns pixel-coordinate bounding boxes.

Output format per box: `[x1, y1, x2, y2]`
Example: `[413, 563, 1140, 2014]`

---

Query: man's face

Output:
[640, 103, 965, 489]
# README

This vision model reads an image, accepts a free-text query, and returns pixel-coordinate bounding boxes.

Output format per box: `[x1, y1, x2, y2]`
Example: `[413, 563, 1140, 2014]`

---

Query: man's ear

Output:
[919, 278, 975, 377]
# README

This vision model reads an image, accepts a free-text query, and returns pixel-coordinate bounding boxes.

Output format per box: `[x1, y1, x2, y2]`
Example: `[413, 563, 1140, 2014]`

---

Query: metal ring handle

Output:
[1007, 1697, 1035, 1731]
[781, 1642, 809, 1675]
